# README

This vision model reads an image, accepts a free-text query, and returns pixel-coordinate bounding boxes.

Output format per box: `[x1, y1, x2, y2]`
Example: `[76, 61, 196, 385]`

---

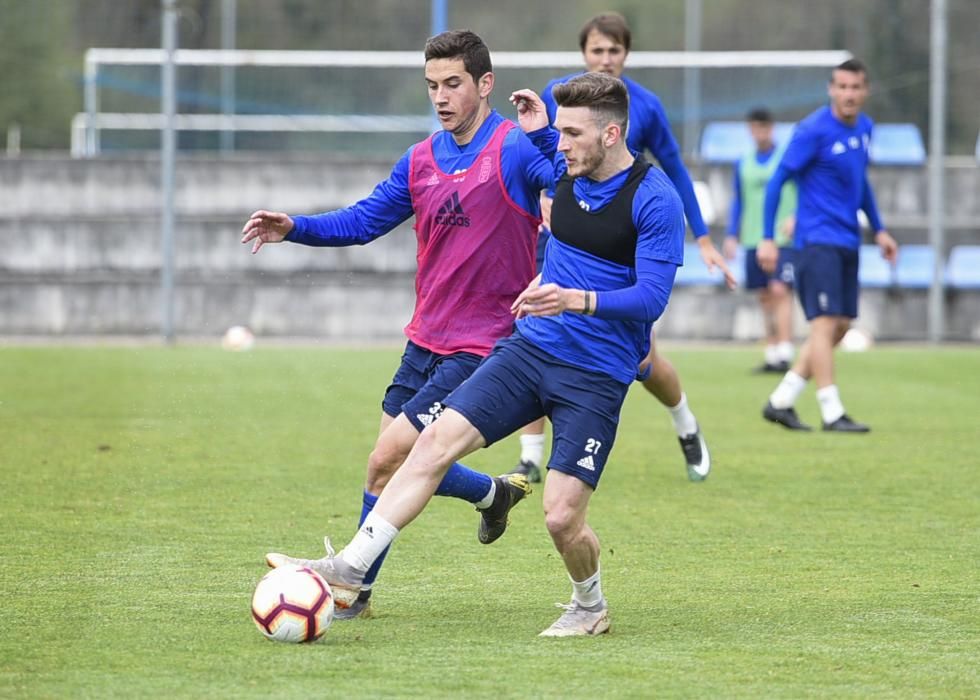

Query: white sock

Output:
[667, 392, 699, 437]
[777, 341, 794, 363]
[570, 566, 603, 609]
[769, 371, 807, 409]
[340, 511, 399, 572]
[764, 344, 780, 365]
[519, 433, 545, 467]
[474, 479, 495, 510]
[816, 385, 845, 424]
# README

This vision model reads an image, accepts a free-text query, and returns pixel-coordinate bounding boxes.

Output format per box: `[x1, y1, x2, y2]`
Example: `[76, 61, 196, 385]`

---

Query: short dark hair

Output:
[746, 107, 773, 123]
[578, 12, 631, 52]
[832, 58, 869, 81]
[552, 72, 629, 132]
[424, 30, 492, 83]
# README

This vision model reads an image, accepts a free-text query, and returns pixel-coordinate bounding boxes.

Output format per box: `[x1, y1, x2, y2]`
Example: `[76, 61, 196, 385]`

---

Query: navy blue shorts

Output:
[444, 334, 629, 490]
[745, 247, 797, 290]
[382, 340, 484, 432]
[796, 244, 859, 320]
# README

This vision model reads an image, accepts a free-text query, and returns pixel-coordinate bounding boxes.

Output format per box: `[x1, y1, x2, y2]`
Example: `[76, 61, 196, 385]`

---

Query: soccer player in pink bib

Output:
[242, 30, 554, 619]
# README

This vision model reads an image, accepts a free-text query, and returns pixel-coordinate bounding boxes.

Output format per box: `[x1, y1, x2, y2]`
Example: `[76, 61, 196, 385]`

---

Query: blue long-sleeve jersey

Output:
[763, 105, 883, 249]
[285, 110, 553, 246]
[518, 128, 683, 385]
[542, 73, 708, 238]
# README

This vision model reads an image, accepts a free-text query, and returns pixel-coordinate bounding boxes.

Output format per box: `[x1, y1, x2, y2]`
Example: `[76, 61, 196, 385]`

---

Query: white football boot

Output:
[266, 537, 364, 609]
[538, 599, 610, 637]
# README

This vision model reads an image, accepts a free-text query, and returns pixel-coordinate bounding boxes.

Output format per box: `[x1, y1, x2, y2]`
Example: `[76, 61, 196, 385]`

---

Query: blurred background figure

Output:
[724, 107, 798, 373]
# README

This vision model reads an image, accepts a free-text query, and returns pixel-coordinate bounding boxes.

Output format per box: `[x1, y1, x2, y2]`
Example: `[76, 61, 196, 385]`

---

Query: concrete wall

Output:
[2, 153, 978, 341]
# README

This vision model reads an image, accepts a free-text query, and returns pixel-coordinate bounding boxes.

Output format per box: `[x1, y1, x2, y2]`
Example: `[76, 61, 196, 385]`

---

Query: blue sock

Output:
[358, 490, 389, 588]
[434, 462, 493, 503]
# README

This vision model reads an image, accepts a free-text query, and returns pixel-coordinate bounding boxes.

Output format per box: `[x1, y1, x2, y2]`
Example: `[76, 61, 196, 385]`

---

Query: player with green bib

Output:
[725, 107, 799, 373]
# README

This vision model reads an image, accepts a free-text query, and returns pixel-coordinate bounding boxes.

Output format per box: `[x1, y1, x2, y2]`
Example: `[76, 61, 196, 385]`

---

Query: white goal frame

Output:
[77, 48, 852, 157]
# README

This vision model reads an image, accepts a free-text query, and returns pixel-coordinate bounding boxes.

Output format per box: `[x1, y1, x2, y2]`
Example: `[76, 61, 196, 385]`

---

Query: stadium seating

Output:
[894, 244, 936, 288]
[945, 246, 980, 289]
[858, 244, 896, 288]
[699, 121, 795, 163]
[867, 123, 926, 165]
[699, 121, 925, 166]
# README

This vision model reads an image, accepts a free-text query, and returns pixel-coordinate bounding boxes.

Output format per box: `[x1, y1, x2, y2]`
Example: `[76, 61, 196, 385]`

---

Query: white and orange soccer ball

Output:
[251, 565, 335, 643]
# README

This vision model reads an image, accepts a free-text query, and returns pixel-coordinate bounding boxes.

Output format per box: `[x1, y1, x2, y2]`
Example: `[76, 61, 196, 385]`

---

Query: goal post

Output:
[79, 48, 852, 157]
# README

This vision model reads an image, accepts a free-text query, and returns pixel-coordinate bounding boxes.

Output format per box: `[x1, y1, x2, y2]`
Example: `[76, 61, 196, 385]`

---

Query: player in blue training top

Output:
[285, 73, 685, 637]
[759, 59, 898, 433]
[247, 30, 554, 620]
[510, 12, 732, 485]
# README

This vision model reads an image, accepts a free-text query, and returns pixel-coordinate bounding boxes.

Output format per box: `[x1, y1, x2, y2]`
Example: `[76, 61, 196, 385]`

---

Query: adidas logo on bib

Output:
[435, 192, 470, 227]
[576, 455, 596, 471]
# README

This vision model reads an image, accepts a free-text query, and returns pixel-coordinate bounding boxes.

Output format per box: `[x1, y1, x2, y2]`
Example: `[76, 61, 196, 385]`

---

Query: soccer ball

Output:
[221, 325, 255, 352]
[251, 565, 335, 643]
[840, 327, 873, 353]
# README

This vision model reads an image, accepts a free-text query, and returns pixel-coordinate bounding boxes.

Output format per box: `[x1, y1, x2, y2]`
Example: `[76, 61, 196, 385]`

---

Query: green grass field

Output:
[1, 344, 977, 698]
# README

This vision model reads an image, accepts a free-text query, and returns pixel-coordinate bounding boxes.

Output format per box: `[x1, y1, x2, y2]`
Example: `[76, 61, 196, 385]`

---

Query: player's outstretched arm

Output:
[241, 210, 295, 254]
[509, 89, 550, 133]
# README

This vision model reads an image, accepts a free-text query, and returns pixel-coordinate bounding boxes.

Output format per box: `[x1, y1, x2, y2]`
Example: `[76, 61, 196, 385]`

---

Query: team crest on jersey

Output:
[477, 156, 492, 183]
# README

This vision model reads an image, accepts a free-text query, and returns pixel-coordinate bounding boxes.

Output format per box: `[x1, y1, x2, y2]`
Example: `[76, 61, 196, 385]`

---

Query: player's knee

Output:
[365, 439, 410, 491]
[410, 422, 456, 470]
[543, 503, 580, 548]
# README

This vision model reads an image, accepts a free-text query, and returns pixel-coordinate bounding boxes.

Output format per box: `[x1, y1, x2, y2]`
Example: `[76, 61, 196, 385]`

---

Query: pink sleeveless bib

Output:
[406, 121, 540, 356]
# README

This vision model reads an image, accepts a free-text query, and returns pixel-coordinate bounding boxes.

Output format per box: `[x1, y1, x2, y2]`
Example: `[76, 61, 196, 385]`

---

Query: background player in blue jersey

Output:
[724, 107, 799, 374]
[288, 72, 685, 637]
[511, 12, 727, 485]
[246, 30, 554, 619]
[759, 59, 898, 432]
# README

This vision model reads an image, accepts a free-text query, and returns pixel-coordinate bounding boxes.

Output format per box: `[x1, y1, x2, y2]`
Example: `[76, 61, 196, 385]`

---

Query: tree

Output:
[0, 0, 77, 149]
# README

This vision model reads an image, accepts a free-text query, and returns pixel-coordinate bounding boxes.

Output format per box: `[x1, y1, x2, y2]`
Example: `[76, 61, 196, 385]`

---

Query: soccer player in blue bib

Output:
[294, 73, 684, 637]
[510, 12, 728, 485]
[760, 59, 898, 432]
